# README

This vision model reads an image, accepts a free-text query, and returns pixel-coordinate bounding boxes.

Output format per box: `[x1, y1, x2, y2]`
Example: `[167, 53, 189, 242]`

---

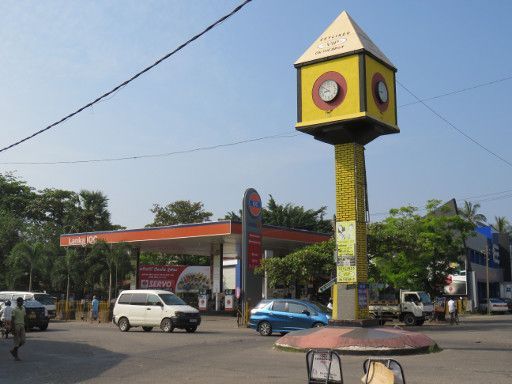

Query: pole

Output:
[485, 248, 490, 316]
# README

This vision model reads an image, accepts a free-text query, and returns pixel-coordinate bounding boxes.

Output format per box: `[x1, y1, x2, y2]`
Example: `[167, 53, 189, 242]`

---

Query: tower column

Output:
[333, 143, 368, 320]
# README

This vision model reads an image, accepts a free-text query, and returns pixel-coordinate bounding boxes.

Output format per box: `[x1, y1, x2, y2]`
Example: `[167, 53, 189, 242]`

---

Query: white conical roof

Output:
[295, 11, 395, 69]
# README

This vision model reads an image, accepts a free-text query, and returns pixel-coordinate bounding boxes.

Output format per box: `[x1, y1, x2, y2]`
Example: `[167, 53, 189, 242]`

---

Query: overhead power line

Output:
[0, 132, 298, 165]
[397, 80, 512, 169]
[0, 0, 253, 154]
[398, 75, 512, 108]
[5, 73, 511, 166]
[370, 188, 512, 218]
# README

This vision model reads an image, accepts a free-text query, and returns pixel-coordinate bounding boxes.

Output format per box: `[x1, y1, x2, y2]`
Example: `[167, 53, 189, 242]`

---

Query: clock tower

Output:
[295, 11, 399, 321]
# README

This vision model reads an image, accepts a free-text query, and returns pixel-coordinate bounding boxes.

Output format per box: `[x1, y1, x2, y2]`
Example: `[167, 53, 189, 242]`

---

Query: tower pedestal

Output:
[274, 326, 439, 355]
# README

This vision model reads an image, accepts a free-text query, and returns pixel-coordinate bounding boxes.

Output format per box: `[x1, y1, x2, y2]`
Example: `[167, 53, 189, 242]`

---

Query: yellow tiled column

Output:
[333, 143, 368, 320]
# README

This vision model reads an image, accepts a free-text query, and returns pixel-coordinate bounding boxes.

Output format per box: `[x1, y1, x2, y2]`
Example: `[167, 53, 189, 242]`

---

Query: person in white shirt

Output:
[0, 300, 13, 338]
[447, 297, 456, 325]
[327, 298, 333, 310]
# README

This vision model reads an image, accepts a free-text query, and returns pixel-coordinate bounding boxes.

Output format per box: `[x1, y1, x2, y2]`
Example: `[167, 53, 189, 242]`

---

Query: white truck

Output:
[368, 287, 434, 326]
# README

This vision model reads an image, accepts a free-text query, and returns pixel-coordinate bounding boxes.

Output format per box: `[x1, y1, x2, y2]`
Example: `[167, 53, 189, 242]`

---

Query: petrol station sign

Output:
[240, 188, 263, 312]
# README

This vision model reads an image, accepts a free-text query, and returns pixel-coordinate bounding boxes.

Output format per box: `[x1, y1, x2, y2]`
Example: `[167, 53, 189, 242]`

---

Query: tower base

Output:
[274, 326, 439, 355]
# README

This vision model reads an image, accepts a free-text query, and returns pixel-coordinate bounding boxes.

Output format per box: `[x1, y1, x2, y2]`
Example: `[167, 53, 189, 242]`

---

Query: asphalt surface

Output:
[0, 314, 511, 383]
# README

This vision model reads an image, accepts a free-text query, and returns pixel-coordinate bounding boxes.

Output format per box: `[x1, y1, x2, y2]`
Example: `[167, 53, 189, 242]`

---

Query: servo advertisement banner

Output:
[138, 265, 210, 293]
[336, 221, 357, 283]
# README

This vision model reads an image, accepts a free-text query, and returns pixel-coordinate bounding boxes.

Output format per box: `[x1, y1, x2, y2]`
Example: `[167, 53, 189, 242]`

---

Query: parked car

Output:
[0, 291, 56, 319]
[112, 289, 201, 333]
[499, 297, 512, 312]
[249, 299, 330, 336]
[479, 298, 509, 313]
[23, 299, 50, 331]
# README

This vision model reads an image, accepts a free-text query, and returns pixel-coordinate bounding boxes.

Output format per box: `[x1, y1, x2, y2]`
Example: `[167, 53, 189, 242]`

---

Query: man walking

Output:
[10, 297, 26, 361]
[447, 297, 456, 325]
[91, 296, 100, 323]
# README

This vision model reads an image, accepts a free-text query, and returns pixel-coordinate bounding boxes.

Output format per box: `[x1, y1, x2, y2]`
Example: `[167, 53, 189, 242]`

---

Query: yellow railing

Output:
[55, 300, 111, 322]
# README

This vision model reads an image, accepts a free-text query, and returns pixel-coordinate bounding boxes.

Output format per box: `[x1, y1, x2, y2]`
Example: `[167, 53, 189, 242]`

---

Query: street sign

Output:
[319, 278, 337, 293]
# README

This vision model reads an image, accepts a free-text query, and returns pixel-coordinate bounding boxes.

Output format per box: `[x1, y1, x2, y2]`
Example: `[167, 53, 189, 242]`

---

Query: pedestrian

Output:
[91, 296, 100, 323]
[327, 298, 333, 310]
[447, 297, 456, 325]
[10, 297, 26, 361]
[1, 300, 13, 338]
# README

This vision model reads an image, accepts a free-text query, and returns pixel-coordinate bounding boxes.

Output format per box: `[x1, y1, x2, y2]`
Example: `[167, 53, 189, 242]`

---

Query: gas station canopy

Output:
[60, 220, 330, 258]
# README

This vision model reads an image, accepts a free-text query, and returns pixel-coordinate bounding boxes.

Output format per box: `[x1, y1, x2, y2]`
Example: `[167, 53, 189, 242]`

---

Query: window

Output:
[147, 294, 162, 306]
[404, 294, 418, 303]
[272, 301, 287, 312]
[118, 293, 132, 304]
[288, 302, 308, 314]
[130, 293, 147, 305]
[34, 294, 55, 305]
[158, 294, 186, 306]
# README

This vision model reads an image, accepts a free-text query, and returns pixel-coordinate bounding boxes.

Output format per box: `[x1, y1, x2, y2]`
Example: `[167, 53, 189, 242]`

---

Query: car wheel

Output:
[160, 318, 174, 333]
[258, 321, 272, 336]
[312, 322, 324, 328]
[39, 322, 49, 331]
[142, 326, 153, 332]
[403, 313, 416, 326]
[118, 317, 130, 332]
[185, 326, 197, 333]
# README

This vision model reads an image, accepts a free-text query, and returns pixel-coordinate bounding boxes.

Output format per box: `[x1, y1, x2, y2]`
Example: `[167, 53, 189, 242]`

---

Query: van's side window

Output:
[130, 293, 147, 305]
[118, 293, 132, 304]
[147, 294, 161, 306]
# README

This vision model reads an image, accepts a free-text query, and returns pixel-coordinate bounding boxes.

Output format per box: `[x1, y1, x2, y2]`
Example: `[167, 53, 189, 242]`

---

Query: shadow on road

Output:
[0, 339, 126, 384]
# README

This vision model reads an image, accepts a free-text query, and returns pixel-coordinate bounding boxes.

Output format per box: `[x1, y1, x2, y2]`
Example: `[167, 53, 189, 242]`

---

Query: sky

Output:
[1, 1, 512, 230]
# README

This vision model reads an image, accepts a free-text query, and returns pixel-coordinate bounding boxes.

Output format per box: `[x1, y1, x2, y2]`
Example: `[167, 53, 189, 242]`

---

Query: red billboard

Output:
[138, 265, 210, 292]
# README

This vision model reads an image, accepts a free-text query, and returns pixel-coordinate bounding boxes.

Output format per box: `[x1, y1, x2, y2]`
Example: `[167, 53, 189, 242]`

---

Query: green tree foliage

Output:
[257, 239, 335, 294]
[147, 200, 213, 227]
[224, 195, 333, 234]
[492, 216, 510, 234]
[263, 195, 332, 233]
[0, 172, 120, 294]
[367, 201, 474, 295]
[6, 242, 50, 291]
[76, 190, 113, 232]
[459, 201, 487, 227]
[0, 173, 36, 285]
[51, 248, 82, 302]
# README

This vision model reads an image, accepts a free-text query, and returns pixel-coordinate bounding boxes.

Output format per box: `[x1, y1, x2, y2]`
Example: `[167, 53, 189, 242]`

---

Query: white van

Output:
[0, 291, 56, 319]
[112, 289, 201, 333]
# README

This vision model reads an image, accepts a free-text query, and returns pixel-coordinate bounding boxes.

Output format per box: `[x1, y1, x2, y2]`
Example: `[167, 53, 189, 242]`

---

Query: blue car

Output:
[249, 299, 331, 336]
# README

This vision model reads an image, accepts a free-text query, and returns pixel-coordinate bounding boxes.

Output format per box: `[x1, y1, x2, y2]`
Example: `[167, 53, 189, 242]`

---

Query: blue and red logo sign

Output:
[248, 192, 262, 217]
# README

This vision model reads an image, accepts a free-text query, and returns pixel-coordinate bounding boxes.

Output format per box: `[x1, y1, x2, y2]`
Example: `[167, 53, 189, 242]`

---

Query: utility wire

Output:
[398, 75, 512, 108]
[370, 188, 512, 217]
[0, 132, 298, 165]
[0, 0, 253, 154]
[5, 73, 511, 166]
[397, 80, 512, 169]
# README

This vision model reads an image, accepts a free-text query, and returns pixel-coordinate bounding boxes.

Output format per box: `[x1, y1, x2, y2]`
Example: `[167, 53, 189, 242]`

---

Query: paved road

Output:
[0, 314, 511, 383]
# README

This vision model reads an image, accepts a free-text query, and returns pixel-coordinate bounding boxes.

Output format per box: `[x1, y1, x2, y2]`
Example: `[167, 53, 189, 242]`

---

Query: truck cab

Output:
[399, 290, 433, 326]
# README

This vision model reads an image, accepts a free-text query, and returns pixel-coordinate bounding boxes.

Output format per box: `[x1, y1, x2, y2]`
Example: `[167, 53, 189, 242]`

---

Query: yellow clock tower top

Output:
[295, 11, 399, 145]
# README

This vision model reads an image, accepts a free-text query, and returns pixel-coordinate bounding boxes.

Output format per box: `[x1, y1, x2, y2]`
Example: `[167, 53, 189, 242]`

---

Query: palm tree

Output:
[7, 242, 49, 291]
[492, 216, 510, 234]
[76, 190, 112, 232]
[459, 201, 487, 227]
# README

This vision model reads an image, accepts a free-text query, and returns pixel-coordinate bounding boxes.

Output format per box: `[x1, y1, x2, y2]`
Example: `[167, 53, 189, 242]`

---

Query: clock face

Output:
[376, 80, 388, 103]
[319, 80, 339, 102]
